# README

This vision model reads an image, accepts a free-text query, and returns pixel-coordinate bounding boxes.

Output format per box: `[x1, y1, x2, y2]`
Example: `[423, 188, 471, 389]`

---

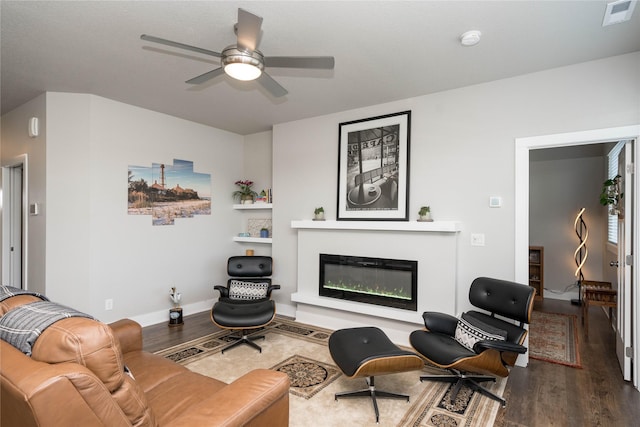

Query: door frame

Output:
[515, 124, 640, 389]
[1, 154, 29, 289]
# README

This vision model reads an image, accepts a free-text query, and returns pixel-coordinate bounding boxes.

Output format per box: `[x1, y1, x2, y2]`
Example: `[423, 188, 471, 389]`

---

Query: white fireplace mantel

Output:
[291, 220, 462, 232]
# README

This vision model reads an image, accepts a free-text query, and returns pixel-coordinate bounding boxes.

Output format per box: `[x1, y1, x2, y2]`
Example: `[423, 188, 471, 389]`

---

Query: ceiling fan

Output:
[140, 8, 335, 98]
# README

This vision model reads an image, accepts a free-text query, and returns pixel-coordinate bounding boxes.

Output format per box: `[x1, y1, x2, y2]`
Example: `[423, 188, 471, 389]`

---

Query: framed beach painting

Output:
[336, 111, 411, 221]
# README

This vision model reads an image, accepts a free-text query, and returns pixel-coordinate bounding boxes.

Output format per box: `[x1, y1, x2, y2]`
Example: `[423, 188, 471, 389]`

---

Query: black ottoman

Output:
[328, 327, 424, 423]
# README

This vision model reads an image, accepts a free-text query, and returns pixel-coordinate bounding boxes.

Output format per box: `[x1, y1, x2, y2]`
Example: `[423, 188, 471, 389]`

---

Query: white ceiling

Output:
[2, 1, 639, 135]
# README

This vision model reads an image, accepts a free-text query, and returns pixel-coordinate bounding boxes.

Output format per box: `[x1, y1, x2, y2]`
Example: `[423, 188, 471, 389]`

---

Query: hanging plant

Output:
[599, 175, 622, 215]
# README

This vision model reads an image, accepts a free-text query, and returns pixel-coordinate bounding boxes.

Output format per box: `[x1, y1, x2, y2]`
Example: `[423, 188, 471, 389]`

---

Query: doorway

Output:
[515, 125, 640, 390]
[1, 155, 28, 289]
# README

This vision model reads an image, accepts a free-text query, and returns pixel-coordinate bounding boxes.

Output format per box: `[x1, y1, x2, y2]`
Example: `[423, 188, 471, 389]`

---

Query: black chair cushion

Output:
[329, 327, 418, 377]
[468, 277, 534, 324]
[466, 310, 528, 344]
[211, 299, 275, 328]
[228, 256, 272, 277]
[409, 330, 475, 366]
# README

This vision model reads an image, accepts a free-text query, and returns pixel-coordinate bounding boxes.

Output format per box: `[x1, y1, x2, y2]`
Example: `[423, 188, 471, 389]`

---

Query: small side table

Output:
[581, 280, 617, 336]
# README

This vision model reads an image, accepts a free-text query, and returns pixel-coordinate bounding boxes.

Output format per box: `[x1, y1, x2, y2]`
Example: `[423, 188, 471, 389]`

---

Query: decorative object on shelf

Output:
[572, 208, 588, 306]
[233, 180, 258, 204]
[260, 228, 270, 238]
[417, 206, 432, 222]
[248, 218, 272, 237]
[245, 249, 254, 256]
[600, 174, 622, 216]
[255, 189, 269, 203]
[169, 287, 183, 326]
[238, 232, 251, 237]
[337, 111, 411, 221]
[314, 207, 325, 221]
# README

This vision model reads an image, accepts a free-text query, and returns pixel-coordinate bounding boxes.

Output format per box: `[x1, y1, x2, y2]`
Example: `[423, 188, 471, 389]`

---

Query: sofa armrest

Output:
[1, 340, 131, 427]
[109, 319, 143, 353]
[169, 369, 290, 427]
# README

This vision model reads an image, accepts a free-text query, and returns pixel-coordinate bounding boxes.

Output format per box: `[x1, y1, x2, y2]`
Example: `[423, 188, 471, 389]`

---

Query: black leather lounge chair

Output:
[211, 256, 279, 353]
[410, 277, 535, 407]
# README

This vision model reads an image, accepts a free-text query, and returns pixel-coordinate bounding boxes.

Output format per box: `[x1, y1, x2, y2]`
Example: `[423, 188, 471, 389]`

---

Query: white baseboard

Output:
[130, 298, 215, 327]
[130, 300, 298, 328]
[542, 290, 579, 302]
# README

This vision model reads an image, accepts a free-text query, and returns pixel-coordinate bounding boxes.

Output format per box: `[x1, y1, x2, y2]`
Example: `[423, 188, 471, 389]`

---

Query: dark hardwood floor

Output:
[142, 299, 640, 426]
[497, 298, 640, 427]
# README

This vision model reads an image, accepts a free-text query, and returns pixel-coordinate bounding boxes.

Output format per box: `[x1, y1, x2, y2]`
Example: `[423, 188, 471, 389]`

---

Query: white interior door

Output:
[1, 161, 26, 290]
[616, 141, 633, 381]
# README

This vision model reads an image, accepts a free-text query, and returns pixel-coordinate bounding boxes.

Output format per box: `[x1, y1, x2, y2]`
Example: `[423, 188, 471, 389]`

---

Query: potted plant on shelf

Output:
[314, 207, 325, 221]
[260, 228, 270, 238]
[600, 175, 623, 215]
[418, 206, 432, 222]
[232, 180, 258, 204]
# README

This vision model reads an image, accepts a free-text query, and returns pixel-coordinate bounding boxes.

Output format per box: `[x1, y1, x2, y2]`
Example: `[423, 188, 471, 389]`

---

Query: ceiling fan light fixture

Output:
[222, 46, 264, 81]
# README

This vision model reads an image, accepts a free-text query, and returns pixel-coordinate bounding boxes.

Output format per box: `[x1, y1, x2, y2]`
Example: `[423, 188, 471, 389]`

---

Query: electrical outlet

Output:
[105, 299, 113, 310]
[471, 233, 485, 246]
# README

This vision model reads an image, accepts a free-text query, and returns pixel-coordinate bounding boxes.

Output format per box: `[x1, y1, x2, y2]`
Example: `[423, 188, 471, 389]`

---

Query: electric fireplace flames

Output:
[319, 254, 418, 311]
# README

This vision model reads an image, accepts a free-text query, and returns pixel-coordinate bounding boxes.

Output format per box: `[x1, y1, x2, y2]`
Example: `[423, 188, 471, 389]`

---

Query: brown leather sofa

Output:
[0, 294, 290, 427]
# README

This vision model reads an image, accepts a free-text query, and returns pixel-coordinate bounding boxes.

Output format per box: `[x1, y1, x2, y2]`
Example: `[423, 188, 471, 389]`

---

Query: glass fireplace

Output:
[319, 253, 418, 311]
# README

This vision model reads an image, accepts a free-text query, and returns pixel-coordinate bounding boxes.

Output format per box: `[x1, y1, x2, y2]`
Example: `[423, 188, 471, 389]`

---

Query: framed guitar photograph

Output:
[336, 111, 411, 221]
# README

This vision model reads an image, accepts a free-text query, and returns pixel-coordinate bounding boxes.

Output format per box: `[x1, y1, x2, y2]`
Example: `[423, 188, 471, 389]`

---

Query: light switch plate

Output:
[471, 233, 485, 246]
[489, 196, 502, 208]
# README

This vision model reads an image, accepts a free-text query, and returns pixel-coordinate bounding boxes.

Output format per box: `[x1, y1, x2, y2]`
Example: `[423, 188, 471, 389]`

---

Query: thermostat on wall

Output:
[489, 196, 502, 208]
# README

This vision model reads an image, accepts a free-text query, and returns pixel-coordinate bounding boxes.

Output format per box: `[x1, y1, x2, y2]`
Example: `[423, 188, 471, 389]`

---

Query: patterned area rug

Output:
[529, 311, 582, 368]
[155, 317, 505, 426]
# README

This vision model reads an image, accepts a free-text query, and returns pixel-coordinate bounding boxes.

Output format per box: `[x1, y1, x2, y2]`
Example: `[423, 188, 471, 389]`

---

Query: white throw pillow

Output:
[454, 312, 507, 352]
[228, 280, 269, 300]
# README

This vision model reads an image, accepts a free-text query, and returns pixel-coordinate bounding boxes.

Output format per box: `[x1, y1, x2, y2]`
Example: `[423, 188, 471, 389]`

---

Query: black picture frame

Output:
[337, 111, 411, 221]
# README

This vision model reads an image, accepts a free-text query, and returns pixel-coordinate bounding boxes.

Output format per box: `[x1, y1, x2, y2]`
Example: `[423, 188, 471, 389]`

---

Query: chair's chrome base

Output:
[335, 376, 410, 423]
[221, 330, 265, 354]
[420, 371, 506, 408]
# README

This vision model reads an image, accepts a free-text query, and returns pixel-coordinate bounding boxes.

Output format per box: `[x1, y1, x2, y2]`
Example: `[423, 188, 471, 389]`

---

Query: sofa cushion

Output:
[32, 317, 155, 426]
[0, 294, 44, 316]
[454, 312, 507, 352]
[0, 301, 94, 356]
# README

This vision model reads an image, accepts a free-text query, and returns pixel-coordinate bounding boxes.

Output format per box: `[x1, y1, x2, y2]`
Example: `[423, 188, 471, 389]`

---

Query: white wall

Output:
[530, 148, 607, 299]
[0, 94, 47, 294]
[2, 92, 251, 325]
[272, 52, 640, 322]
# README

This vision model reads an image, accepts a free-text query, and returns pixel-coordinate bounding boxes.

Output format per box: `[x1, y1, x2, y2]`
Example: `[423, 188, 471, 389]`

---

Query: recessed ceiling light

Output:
[460, 30, 482, 47]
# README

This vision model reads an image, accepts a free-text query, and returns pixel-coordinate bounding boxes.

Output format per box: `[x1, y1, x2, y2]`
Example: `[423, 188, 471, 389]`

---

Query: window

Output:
[607, 141, 625, 244]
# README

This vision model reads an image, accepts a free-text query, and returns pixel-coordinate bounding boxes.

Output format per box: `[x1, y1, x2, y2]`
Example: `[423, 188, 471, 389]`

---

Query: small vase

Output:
[241, 195, 254, 204]
[314, 213, 325, 221]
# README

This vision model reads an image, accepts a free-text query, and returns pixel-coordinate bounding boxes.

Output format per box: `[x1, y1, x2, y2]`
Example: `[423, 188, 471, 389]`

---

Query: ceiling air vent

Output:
[602, 0, 636, 26]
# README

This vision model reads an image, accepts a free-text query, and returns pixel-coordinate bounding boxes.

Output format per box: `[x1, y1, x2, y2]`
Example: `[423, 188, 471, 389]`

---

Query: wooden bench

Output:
[581, 280, 617, 336]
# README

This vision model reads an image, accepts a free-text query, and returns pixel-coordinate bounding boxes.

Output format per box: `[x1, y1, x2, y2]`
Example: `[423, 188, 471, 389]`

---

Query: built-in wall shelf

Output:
[233, 203, 272, 210]
[291, 220, 462, 233]
[233, 237, 272, 244]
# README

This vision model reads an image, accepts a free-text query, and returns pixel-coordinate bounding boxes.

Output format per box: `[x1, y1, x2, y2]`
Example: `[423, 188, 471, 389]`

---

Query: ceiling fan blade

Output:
[257, 72, 288, 98]
[141, 34, 221, 58]
[236, 8, 262, 51]
[264, 56, 335, 69]
[185, 67, 225, 85]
